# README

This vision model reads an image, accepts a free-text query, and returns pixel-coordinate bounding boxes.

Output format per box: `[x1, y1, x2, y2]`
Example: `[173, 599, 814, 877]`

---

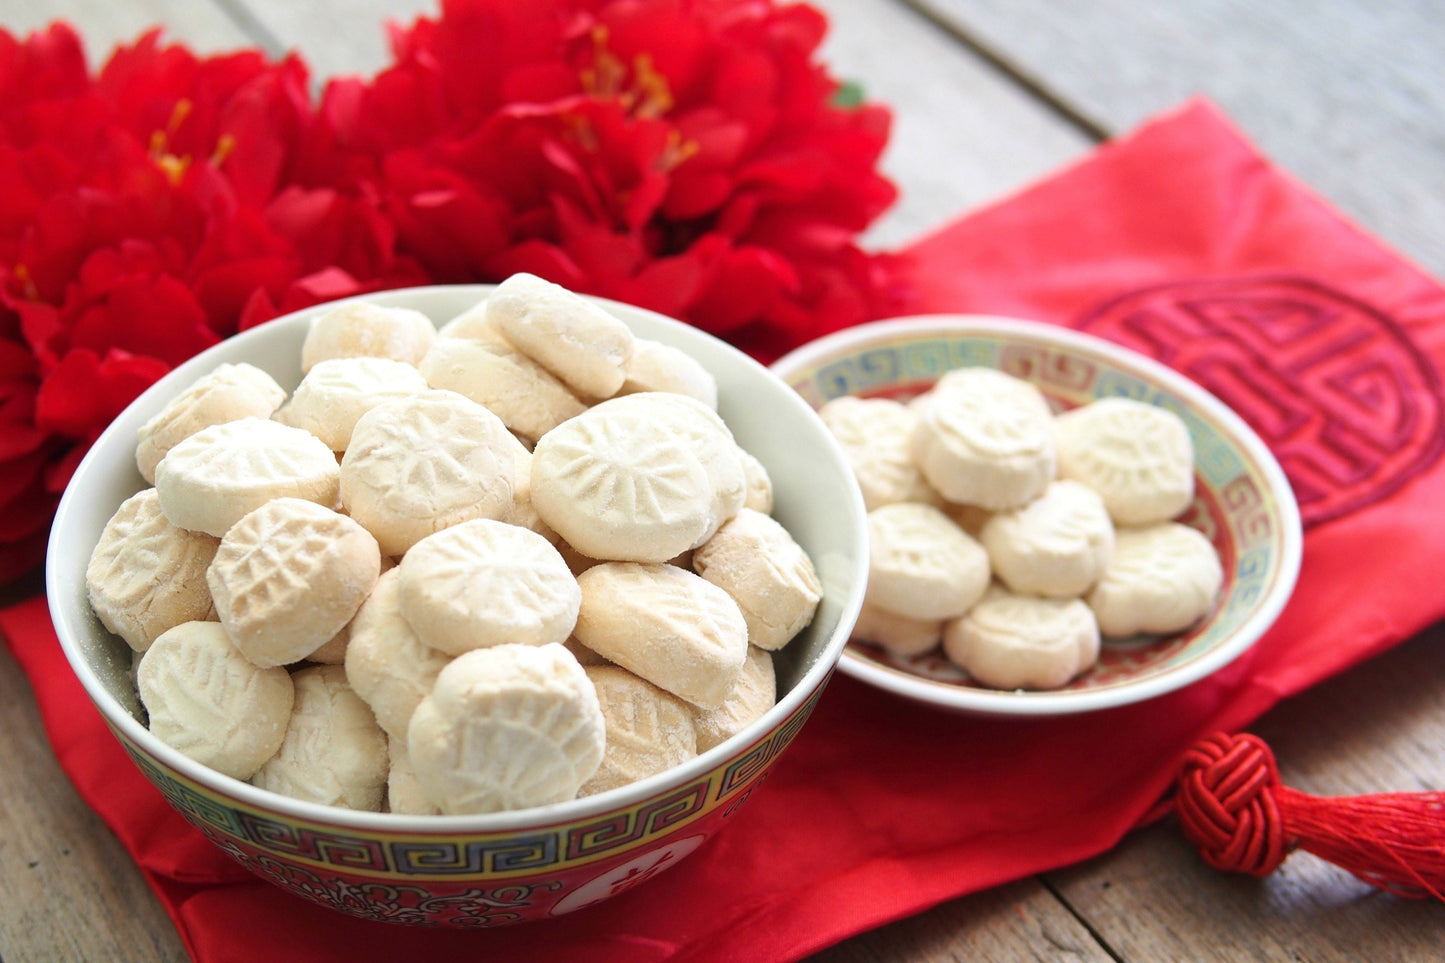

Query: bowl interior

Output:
[47, 284, 868, 831]
[773, 315, 1302, 715]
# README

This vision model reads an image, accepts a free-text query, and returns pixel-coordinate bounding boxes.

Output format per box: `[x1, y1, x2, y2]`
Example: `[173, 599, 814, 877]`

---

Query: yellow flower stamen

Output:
[211, 133, 237, 167]
[579, 27, 675, 121]
[12, 263, 39, 301]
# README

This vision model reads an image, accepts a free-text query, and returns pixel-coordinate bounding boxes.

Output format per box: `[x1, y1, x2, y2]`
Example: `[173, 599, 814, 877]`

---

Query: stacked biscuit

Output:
[823, 368, 1223, 690]
[87, 273, 821, 816]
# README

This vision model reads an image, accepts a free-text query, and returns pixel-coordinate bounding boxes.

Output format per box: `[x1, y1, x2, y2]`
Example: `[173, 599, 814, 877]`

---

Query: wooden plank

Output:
[0, 643, 189, 963]
[809, 878, 1115, 962]
[0, 0, 251, 59]
[225, 0, 1092, 248]
[1045, 625, 1445, 963]
[906, 0, 1445, 277]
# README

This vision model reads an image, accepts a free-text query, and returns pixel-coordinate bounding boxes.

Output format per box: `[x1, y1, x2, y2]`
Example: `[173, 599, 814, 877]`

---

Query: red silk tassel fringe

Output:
[1175, 732, 1445, 900]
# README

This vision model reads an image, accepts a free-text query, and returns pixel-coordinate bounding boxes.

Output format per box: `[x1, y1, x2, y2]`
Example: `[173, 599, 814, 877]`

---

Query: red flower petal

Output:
[68, 274, 219, 365]
[34, 346, 169, 439]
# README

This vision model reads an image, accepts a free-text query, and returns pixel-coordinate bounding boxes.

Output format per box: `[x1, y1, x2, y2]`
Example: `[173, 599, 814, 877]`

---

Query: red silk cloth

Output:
[7, 99, 1445, 961]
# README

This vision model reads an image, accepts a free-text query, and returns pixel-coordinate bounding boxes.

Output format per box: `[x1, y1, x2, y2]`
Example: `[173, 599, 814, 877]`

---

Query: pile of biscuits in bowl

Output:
[52, 278, 867, 924]
[86, 272, 825, 817]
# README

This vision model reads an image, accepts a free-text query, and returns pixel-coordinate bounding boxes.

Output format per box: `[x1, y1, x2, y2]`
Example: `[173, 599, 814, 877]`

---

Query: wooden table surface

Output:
[2, 0, 1443, 960]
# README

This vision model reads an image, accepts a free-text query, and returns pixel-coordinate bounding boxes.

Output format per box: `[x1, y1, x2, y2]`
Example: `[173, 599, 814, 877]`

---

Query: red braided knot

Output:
[1175, 732, 1290, 877]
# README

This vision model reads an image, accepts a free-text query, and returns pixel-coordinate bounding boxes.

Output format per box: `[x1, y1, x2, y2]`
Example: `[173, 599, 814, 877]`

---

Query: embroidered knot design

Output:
[1175, 732, 1289, 877]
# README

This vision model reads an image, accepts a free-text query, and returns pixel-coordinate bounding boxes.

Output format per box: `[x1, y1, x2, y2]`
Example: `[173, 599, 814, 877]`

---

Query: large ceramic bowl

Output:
[771, 315, 1302, 716]
[47, 285, 868, 926]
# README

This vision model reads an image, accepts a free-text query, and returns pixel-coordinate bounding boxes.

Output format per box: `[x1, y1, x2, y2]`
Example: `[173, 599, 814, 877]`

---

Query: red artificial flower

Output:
[307, 0, 900, 355]
[0, 24, 424, 581]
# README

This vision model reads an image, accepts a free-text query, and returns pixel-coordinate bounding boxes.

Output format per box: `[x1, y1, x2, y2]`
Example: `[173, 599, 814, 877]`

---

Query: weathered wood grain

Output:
[906, 0, 1445, 278]
[1044, 624, 1445, 963]
[0, 644, 190, 963]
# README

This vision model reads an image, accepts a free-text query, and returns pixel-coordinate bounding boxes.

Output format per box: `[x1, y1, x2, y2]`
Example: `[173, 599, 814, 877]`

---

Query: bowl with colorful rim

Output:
[770, 314, 1302, 716]
[47, 284, 869, 924]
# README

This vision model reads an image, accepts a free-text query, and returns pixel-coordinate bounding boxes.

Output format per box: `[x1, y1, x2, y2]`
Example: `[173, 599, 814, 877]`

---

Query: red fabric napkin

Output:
[8, 98, 1445, 962]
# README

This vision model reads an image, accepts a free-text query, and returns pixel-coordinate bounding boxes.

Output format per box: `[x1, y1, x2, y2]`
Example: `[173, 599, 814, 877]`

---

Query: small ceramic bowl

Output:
[47, 285, 868, 925]
[771, 315, 1302, 716]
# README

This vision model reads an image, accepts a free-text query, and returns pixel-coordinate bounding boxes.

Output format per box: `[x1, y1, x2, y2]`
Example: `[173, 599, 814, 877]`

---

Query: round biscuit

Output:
[910, 368, 1056, 511]
[616, 338, 718, 409]
[252, 664, 389, 811]
[398, 518, 581, 656]
[137, 621, 294, 780]
[419, 335, 586, 442]
[866, 502, 990, 621]
[1054, 397, 1195, 525]
[688, 645, 776, 753]
[943, 584, 1101, 690]
[300, 300, 436, 373]
[344, 569, 453, 741]
[136, 363, 286, 484]
[1087, 523, 1223, 636]
[86, 489, 219, 652]
[274, 356, 428, 452]
[692, 508, 821, 651]
[339, 389, 516, 557]
[573, 562, 748, 710]
[208, 498, 381, 669]
[486, 272, 634, 398]
[154, 417, 340, 537]
[578, 665, 697, 797]
[981, 479, 1115, 598]
[407, 643, 606, 814]
[530, 399, 714, 562]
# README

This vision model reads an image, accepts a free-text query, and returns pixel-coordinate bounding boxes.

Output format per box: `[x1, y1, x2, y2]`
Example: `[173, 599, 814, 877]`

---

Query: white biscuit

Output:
[942, 584, 1101, 690]
[573, 562, 748, 710]
[398, 518, 581, 656]
[531, 399, 715, 562]
[689, 645, 776, 753]
[910, 368, 1056, 510]
[486, 272, 634, 398]
[503, 443, 558, 542]
[304, 556, 395, 665]
[1054, 397, 1195, 525]
[819, 396, 938, 510]
[274, 356, 428, 452]
[300, 300, 436, 373]
[738, 448, 774, 514]
[344, 569, 453, 741]
[851, 601, 943, 658]
[208, 498, 381, 669]
[339, 389, 516, 557]
[252, 664, 389, 811]
[865, 502, 990, 620]
[436, 298, 500, 342]
[86, 489, 218, 652]
[600, 392, 747, 546]
[407, 643, 606, 814]
[692, 508, 821, 651]
[617, 338, 719, 409]
[154, 417, 340, 537]
[419, 335, 586, 443]
[386, 736, 441, 815]
[1087, 523, 1223, 636]
[135, 363, 286, 484]
[137, 621, 294, 780]
[981, 479, 1114, 598]
[579, 665, 697, 796]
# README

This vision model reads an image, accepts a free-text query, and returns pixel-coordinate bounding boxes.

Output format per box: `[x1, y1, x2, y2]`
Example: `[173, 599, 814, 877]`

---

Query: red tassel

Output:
[1175, 732, 1445, 900]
